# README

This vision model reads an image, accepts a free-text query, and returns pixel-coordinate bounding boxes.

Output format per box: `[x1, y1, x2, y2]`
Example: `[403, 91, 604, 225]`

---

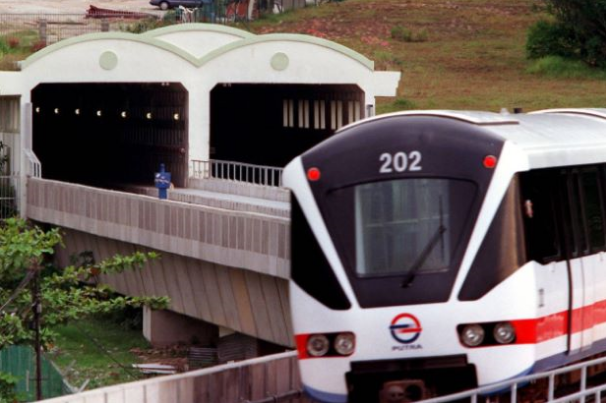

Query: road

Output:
[0, 0, 163, 14]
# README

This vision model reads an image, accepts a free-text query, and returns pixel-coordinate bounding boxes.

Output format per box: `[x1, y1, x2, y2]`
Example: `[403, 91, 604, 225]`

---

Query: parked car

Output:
[149, 0, 209, 10]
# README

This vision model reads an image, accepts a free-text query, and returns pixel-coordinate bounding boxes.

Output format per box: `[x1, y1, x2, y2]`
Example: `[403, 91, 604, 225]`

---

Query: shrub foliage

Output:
[0, 218, 168, 350]
[527, 1, 606, 67]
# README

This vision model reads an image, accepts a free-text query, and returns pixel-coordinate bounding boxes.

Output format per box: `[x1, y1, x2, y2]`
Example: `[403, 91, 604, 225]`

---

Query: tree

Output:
[527, 1, 606, 67]
[0, 218, 168, 393]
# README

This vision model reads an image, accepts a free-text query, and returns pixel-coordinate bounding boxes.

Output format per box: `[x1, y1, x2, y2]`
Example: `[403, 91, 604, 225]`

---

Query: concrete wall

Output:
[14, 24, 400, 167]
[28, 178, 290, 279]
[142, 307, 218, 347]
[39, 352, 310, 403]
[125, 182, 289, 218]
[54, 226, 293, 347]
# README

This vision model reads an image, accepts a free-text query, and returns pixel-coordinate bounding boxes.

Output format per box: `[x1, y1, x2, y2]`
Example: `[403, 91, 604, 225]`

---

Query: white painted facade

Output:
[0, 24, 400, 184]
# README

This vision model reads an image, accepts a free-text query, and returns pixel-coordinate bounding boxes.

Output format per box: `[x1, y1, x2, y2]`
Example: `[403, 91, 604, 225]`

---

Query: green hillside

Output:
[249, 0, 606, 113]
[2, 1, 606, 112]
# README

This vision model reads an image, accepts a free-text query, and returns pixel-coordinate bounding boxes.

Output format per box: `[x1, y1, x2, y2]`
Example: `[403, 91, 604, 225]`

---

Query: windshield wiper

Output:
[401, 224, 447, 288]
[401, 196, 446, 288]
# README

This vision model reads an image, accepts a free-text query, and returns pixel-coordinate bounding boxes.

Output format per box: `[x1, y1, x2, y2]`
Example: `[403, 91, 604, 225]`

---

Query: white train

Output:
[282, 109, 606, 402]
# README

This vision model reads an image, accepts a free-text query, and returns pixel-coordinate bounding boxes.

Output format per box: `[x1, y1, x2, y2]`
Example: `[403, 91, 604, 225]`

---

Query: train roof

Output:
[344, 108, 606, 170]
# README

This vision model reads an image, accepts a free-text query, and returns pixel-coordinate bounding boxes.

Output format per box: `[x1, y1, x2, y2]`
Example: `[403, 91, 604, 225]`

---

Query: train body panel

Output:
[284, 109, 606, 402]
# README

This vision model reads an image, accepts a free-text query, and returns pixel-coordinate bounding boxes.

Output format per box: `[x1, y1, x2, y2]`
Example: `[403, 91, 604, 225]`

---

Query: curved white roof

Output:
[345, 108, 606, 170]
[21, 23, 374, 70]
[15, 23, 400, 100]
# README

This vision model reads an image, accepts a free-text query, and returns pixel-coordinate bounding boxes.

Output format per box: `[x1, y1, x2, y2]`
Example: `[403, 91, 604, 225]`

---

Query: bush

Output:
[527, 2, 606, 67]
[391, 25, 428, 43]
[0, 40, 9, 57]
[30, 40, 46, 53]
[0, 372, 18, 403]
[6, 38, 19, 49]
[393, 98, 416, 110]
[526, 20, 576, 60]
[527, 55, 606, 79]
[124, 17, 164, 34]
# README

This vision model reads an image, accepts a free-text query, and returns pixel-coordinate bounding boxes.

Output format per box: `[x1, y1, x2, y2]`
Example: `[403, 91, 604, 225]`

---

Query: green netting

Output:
[0, 346, 72, 401]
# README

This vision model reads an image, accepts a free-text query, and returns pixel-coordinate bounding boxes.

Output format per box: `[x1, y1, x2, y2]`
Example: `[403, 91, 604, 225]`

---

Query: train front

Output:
[283, 113, 535, 403]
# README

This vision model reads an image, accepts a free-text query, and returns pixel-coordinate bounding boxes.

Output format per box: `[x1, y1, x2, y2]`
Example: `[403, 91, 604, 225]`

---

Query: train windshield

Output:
[329, 178, 476, 279]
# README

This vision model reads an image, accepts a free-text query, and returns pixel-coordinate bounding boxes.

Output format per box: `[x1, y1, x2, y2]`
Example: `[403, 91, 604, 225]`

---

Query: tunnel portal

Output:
[210, 84, 365, 168]
[32, 83, 188, 188]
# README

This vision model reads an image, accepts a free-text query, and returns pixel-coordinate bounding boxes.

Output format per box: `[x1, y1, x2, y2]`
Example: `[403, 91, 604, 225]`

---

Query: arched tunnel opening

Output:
[32, 83, 188, 188]
[210, 84, 365, 168]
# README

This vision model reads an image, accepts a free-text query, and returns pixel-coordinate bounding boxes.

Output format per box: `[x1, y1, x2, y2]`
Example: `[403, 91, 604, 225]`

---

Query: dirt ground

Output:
[0, 0, 165, 15]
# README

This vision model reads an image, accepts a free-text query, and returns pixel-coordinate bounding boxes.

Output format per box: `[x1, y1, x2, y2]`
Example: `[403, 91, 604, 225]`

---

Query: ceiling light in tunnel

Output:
[146, 112, 152, 120]
[96, 110, 103, 117]
[121, 111, 128, 118]
[54, 108, 60, 115]
[173, 113, 180, 120]
[75, 109, 80, 115]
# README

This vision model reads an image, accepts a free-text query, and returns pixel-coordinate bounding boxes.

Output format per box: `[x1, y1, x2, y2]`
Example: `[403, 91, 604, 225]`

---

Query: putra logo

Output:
[390, 313, 423, 344]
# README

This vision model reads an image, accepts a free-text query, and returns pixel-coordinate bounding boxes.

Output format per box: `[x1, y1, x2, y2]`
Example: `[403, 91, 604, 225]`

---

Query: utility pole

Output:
[32, 265, 42, 401]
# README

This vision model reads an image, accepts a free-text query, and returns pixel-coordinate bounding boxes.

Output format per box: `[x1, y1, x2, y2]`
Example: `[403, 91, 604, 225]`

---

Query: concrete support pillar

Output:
[143, 307, 218, 347]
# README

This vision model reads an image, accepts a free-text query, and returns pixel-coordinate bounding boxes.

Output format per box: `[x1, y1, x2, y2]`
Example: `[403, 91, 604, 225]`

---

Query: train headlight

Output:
[334, 332, 356, 356]
[307, 334, 330, 357]
[493, 322, 516, 344]
[460, 324, 485, 347]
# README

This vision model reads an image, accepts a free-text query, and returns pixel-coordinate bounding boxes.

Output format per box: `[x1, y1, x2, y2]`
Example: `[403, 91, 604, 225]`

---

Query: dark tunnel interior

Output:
[210, 84, 365, 168]
[32, 83, 188, 188]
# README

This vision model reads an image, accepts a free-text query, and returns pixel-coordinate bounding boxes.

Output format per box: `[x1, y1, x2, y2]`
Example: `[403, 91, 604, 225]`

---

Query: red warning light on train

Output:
[307, 167, 321, 181]
[483, 155, 497, 169]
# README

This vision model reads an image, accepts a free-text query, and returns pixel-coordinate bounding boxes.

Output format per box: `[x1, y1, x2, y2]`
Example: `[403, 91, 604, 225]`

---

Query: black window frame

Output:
[520, 164, 606, 264]
[579, 167, 606, 254]
[519, 169, 563, 264]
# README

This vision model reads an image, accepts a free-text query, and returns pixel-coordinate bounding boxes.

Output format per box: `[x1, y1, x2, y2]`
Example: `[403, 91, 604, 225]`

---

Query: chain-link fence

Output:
[0, 0, 311, 47]
[0, 12, 162, 47]
[0, 175, 18, 220]
[0, 345, 73, 401]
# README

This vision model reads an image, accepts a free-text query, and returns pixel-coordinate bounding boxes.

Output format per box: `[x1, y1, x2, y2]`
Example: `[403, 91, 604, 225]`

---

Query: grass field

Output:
[49, 318, 150, 390]
[3, 0, 606, 112]
[248, 0, 606, 113]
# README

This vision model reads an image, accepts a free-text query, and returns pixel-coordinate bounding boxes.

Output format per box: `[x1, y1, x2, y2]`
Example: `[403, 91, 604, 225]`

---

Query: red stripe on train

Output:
[512, 299, 606, 344]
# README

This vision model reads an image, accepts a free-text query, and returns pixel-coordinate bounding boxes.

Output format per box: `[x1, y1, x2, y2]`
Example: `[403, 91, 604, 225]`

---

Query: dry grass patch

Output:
[251, 0, 606, 113]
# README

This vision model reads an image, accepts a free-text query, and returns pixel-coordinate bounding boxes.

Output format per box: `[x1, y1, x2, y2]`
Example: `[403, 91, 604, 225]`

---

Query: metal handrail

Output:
[420, 354, 606, 403]
[24, 149, 41, 178]
[192, 159, 284, 187]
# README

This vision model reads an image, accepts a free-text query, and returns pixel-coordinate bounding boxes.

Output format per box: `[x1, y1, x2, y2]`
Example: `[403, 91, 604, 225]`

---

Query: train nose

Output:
[379, 380, 427, 403]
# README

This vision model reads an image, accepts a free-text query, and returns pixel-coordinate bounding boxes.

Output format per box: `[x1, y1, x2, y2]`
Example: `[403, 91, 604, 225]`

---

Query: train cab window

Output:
[520, 170, 561, 263]
[350, 178, 476, 277]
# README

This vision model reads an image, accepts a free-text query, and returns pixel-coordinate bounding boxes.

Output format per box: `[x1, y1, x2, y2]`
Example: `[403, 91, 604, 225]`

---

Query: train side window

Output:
[569, 171, 589, 256]
[558, 173, 576, 257]
[520, 170, 561, 263]
[580, 168, 606, 252]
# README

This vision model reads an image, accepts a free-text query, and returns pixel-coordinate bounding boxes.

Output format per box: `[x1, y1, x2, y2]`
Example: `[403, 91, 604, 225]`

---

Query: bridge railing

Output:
[24, 149, 41, 178]
[26, 177, 290, 279]
[421, 353, 606, 403]
[192, 159, 284, 188]
[39, 351, 311, 403]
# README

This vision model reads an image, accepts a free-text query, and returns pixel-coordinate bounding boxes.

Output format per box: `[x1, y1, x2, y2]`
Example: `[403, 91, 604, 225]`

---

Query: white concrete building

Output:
[0, 23, 400, 190]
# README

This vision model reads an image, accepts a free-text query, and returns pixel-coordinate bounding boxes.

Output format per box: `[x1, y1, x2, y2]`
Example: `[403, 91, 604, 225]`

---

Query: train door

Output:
[521, 166, 606, 356]
[577, 168, 606, 349]
[520, 170, 570, 358]
[560, 168, 606, 353]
